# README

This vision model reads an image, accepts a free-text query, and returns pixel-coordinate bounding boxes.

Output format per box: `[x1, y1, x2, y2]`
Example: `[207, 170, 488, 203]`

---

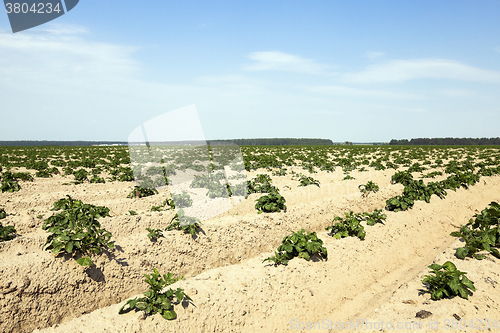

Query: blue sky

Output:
[0, 1, 499, 142]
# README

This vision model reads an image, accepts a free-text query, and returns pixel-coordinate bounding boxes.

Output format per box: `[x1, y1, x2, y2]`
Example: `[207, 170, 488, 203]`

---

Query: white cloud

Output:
[365, 51, 385, 59]
[342, 59, 500, 84]
[0, 26, 140, 88]
[243, 51, 331, 74]
[305, 85, 424, 100]
[30, 23, 88, 35]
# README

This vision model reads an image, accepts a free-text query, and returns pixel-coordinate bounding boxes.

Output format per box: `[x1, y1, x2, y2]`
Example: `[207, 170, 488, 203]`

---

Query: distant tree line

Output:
[390, 138, 500, 145]
[210, 138, 333, 146]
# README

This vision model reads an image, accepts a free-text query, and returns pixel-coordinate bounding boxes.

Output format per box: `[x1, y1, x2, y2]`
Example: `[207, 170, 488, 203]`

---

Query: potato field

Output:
[1, 144, 500, 333]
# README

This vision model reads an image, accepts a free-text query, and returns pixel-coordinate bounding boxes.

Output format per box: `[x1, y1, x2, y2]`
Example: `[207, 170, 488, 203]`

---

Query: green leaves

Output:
[326, 211, 366, 240]
[386, 178, 447, 212]
[450, 201, 500, 260]
[0, 222, 16, 242]
[50, 195, 111, 217]
[146, 228, 163, 240]
[391, 170, 414, 186]
[264, 229, 327, 266]
[76, 257, 92, 267]
[422, 261, 475, 300]
[0, 174, 21, 192]
[150, 198, 176, 212]
[165, 209, 201, 237]
[442, 172, 480, 190]
[342, 174, 355, 180]
[422, 171, 443, 179]
[119, 268, 193, 320]
[0, 208, 6, 219]
[255, 192, 287, 213]
[385, 195, 414, 212]
[363, 209, 387, 226]
[171, 191, 193, 208]
[272, 168, 287, 176]
[325, 210, 387, 240]
[297, 174, 320, 187]
[127, 186, 159, 199]
[89, 175, 105, 183]
[42, 196, 113, 267]
[72, 168, 88, 184]
[359, 181, 379, 197]
[247, 174, 278, 194]
[108, 166, 135, 182]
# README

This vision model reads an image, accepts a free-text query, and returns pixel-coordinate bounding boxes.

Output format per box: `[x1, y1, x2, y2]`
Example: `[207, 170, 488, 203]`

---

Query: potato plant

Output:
[89, 175, 105, 183]
[190, 172, 225, 189]
[188, 172, 232, 198]
[150, 205, 163, 212]
[326, 211, 366, 240]
[1, 171, 21, 192]
[35, 169, 53, 178]
[117, 167, 135, 182]
[0, 208, 6, 219]
[206, 182, 231, 199]
[171, 191, 193, 208]
[272, 168, 287, 176]
[146, 228, 163, 240]
[391, 170, 414, 186]
[450, 201, 500, 260]
[163, 198, 176, 210]
[108, 166, 135, 182]
[342, 174, 355, 180]
[442, 172, 480, 190]
[0, 222, 16, 242]
[119, 268, 193, 320]
[358, 181, 379, 197]
[230, 182, 248, 197]
[42, 195, 114, 267]
[150, 198, 177, 212]
[255, 192, 287, 213]
[407, 162, 426, 173]
[264, 229, 327, 266]
[297, 174, 320, 187]
[385, 194, 414, 212]
[10, 171, 33, 182]
[363, 209, 387, 226]
[1, 179, 21, 192]
[422, 261, 475, 300]
[63, 166, 74, 176]
[386, 179, 447, 211]
[127, 186, 159, 199]
[165, 209, 201, 237]
[422, 171, 443, 179]
[247, 174, 277, 194]
[72, 169, 88, 184]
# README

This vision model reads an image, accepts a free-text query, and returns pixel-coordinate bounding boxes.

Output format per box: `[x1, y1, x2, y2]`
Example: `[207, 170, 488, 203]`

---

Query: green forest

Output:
[390, 138, 500, 145]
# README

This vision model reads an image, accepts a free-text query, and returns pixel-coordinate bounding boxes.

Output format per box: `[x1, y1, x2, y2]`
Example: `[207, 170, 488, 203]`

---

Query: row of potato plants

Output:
[3, 145, 500, 186]
[262, 202, 487, 302]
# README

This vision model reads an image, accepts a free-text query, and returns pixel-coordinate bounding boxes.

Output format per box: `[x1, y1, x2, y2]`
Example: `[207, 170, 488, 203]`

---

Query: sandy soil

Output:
[1, 166, 499, 333]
